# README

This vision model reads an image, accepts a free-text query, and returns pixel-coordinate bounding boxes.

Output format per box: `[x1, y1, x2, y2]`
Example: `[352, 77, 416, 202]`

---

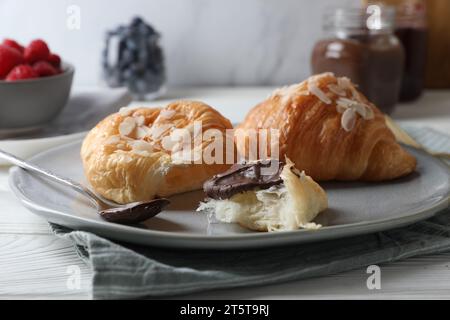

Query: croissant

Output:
[236, 73, 416, 181]
[81, 100, 233, 204]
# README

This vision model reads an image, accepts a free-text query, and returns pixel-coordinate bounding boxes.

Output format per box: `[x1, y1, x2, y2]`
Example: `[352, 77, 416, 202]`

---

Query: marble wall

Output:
[0, 0, 351, 86]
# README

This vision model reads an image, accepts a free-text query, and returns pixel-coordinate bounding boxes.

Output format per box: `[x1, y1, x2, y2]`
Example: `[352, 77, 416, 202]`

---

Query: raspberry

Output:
[0, 44, 24, 79]
[3, 39, 24, 53]
[6, 64, 38, 81]
[47, 53, 61, 68]
[33, 61, 58, 77]
[24, 39, 50, 64]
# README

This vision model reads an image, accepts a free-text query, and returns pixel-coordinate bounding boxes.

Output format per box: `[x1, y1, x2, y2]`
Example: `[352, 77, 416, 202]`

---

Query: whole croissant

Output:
[81, 100, 233, 204]
[236, 73, 416, 181]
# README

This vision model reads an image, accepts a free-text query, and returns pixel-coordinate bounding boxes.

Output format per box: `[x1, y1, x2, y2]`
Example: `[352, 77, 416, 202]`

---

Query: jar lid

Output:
[396, 0, 427, 28]
[323, 5, 396, 33]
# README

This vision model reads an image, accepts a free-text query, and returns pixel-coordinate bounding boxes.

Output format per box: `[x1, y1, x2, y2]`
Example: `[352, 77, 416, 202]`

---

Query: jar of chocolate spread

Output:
[395, 0, 428, 102]
[311, 5, 404, 114]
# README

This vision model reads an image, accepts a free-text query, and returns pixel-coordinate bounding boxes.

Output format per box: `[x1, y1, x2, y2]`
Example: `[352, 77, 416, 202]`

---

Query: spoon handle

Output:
[0, 149, 99, 206]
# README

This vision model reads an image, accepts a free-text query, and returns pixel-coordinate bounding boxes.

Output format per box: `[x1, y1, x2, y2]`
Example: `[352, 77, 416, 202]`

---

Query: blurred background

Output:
[0, 0, 332, 87]
[2, 0, 446, 89]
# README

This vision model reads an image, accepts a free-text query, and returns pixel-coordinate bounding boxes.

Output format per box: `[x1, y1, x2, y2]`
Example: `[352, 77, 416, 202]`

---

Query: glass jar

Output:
[102, 17, 166, 100]
[395, 0, 427, 101]
[311, 5, 404, 114]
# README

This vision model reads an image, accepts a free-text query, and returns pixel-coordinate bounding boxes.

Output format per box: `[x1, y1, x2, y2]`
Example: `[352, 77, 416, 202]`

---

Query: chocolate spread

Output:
[99, 198, 170, 224]
[203, 160, 285, 200]
[311, 35, 404, 114]
[395, 27, 427, 101]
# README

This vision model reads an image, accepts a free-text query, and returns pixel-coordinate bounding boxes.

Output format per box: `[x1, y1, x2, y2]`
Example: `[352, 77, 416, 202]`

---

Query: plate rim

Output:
[8, 140, 450, 247]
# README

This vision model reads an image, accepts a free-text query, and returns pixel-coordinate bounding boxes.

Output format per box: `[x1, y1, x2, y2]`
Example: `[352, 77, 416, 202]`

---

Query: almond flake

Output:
[269, 84, 308, 107]
[336, 104, 348, 114]
[336, 97, 355, 108]
[350, 102, 374, 120]
[352, 103, 368, 118]
[105, 135, 120, 145]
[119, 107, 134, 117]
[351, 88, 359, 100]
[337, 77, 352, 90]
[171, 142, 183, 153]
[307, 80, 332, 104]
[364, 105, 375, 120]
[149, 124, 173, 139]
[338, 77, 360, 101]
[161, 135, 177, 150]
[341, 108, 356, 132]
[118, 117, 136, 137]
[271, 84, 301, 99]
[160, 109, 176, 119]
[311, 72, 335, 81]
[129, 140, 154, 153]
[327, 83, 347, 96]
[135, 126, 150, 139]
[135, 115, 145, 126]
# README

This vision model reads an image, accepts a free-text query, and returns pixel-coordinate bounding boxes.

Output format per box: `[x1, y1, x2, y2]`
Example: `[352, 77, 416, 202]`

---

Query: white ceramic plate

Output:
[9, 140, 450, 250]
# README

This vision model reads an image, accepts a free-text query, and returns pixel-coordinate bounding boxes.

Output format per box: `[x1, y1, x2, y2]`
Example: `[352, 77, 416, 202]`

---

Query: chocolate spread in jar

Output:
[311, 35, 404, 114]
[203, 160, 285, 200]
[311, 5, 405, 114]
[395, 27, 427, 101]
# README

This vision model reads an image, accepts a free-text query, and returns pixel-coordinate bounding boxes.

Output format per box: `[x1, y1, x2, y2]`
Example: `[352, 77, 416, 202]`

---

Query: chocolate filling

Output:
[100, 198, 170, 224]
[203, 160, 285, 200]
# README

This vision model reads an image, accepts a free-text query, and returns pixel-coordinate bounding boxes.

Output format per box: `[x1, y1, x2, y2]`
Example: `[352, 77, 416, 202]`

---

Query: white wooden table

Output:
[1, 88, 449, 300]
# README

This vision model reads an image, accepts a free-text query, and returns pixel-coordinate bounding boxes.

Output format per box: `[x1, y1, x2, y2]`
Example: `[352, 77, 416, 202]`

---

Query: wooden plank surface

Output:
[178, 254, 450, 299]
[0, 235, 91, 299]
[1, 231, 450, 299]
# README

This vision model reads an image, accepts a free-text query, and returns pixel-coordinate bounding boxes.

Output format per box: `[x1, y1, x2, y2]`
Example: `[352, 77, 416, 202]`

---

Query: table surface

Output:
[1, 87, 449, 300]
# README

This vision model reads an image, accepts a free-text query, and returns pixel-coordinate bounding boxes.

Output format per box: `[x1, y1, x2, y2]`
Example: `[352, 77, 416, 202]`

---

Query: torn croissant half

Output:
[198, 159, 328, 232]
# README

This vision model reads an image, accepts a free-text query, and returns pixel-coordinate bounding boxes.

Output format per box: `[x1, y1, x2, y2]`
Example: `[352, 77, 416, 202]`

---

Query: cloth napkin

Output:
[51, 126, 450, 300]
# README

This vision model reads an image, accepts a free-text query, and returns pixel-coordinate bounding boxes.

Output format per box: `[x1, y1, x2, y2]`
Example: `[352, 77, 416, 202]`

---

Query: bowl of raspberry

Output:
[0, 39, 74, 132]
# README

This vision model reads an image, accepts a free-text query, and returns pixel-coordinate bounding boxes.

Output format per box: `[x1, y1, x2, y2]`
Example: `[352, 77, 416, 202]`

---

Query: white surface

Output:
[1, 87, 450, 299]
[0, 0, 343, 86]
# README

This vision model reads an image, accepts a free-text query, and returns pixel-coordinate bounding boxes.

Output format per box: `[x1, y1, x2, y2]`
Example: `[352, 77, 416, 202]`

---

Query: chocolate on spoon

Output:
[99, 198, 170, 224]
[0, 148, 169, 226]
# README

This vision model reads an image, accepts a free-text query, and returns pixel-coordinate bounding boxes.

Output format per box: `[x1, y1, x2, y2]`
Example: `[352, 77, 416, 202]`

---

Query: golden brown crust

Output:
[237, 73, 416, 181]
[81, 100, 233, 204]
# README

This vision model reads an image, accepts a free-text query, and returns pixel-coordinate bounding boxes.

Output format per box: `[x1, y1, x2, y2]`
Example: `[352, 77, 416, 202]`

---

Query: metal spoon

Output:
[0, 149, 169, 224]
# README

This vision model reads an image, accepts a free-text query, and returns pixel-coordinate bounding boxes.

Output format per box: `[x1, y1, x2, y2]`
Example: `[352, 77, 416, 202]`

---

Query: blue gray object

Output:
[51, 126, 450, 299]
[102, 17, 166, 100]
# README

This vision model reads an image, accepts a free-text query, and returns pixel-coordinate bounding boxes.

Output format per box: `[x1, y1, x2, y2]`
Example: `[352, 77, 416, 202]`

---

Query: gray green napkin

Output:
[51, 126, 450, 299]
